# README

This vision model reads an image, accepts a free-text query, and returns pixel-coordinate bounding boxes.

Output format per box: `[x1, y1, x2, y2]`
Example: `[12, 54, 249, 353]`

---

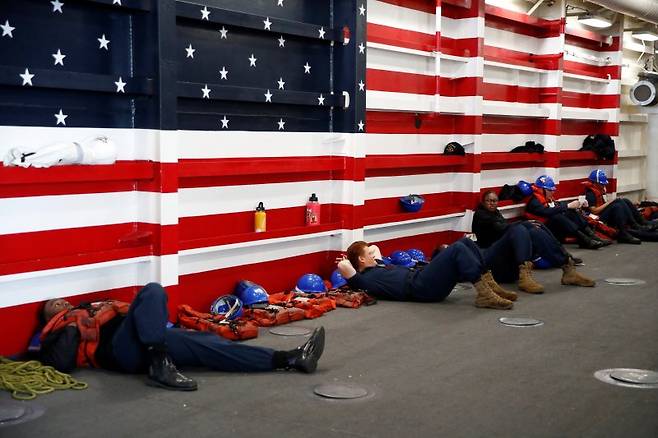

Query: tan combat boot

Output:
[473, 278, 514, 310]
[518, 261, 544, 294]
[482, 271, 518, 301]
[561, 258, 595, 287]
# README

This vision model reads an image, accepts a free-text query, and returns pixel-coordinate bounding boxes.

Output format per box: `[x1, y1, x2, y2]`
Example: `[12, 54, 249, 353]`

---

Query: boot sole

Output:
[146, 378, 198, 391]
[475, 301, 513, 310]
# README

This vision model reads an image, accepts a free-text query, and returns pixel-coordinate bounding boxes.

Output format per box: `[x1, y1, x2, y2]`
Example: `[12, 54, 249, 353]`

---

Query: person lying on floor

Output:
[583, 169, 658, 244]
[525, 175, 610, 250]
[39, 282, 325, 391]
[472, 190, 595, 294]
[336, 238, 517, 310]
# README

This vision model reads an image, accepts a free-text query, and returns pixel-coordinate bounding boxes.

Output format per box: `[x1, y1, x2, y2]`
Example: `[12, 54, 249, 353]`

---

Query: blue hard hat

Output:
[517, 180, 533, 197]
[406, 248, 426, 263]
[390, 250, 416, 268]
[535, 175, 556, 191]
[295, 273, 327, 294]
[399, 194, 425, 212]
[330, 269, 347, 289]
[234, 280, 269, 307]
[210, 295, 244, 320]
[588, 169, 609, 185]
[380, 256, 393, 266]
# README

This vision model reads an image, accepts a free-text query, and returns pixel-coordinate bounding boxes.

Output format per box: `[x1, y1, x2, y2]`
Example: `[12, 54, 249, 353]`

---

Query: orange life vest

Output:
[581, 181, 606, 208]
[327, 288, 377, 308]
[268, 291, 336, 319]
[242, 305, 305, 327]
[524, 185, 551, 223]
[176, 304, 259, 341]
[40, 301, 130, 368]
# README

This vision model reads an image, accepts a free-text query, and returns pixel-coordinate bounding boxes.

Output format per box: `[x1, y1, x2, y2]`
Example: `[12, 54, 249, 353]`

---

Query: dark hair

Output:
[346, 241, 368, 271]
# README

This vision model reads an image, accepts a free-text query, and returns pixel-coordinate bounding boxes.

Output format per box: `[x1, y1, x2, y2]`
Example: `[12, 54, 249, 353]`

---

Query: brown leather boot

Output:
[482, 271, 518, 301]
[561, 259, 595, 287]
[473, 278, 513, 310]
[518, 261, 544, 294]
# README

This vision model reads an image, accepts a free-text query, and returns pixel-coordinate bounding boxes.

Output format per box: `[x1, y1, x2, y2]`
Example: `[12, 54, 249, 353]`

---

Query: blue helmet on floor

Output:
[532, 257, 552, 270]
[330, 269, 347, 289]
[517, 180, 533, 197]
[234, 280, 269, 307]
[390, 250, 416, 268]
[535, 175, 556, 191]
[295, 273, 327, 294]
[380, 256, 393, 266]
[406, 248, 426, 263]
[209, 295, 243, 320]
[588, 169, 609, 185]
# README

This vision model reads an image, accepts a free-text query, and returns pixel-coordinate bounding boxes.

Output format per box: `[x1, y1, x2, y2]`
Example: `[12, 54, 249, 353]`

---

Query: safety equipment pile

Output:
[0, 356, 87, 400]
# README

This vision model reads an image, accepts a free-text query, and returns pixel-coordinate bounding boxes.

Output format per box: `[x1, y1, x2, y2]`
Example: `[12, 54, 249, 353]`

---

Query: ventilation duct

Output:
[583, 0, 658, 26]
[629, 73, 658, 106]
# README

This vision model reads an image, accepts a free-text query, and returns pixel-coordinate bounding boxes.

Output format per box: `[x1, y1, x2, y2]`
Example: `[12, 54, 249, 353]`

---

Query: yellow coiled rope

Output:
[0, 356, 87, 400]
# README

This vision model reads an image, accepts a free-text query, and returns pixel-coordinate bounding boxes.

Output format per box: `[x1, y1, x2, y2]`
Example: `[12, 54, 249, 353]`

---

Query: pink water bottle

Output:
[305, 193, 320, 226]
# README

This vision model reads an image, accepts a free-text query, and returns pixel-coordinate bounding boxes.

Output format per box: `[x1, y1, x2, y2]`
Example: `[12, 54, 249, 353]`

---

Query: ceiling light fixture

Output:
[578, 14, 613, 28]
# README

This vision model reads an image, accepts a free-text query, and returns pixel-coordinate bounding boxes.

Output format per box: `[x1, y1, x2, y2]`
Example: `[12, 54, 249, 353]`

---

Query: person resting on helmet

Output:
[336, 238, 521, 310]
[39, 283, 325, 391]
[525, 175, 610, 250]
[472, 189, 595, 294]
[582, 169, 658, 244]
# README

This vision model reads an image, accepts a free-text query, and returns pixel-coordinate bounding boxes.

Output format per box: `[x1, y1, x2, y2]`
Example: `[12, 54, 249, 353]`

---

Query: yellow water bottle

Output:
[254, 202, 266, 233]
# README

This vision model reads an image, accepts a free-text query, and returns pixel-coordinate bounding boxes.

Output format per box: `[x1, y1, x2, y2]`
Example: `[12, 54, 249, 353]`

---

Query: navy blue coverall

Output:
[346, 237, 489, 302]
[40, 283, 276, 374]
[472, 205, 568, 282]
[584, 192, 642, 229]
[526, 196, 588, 242]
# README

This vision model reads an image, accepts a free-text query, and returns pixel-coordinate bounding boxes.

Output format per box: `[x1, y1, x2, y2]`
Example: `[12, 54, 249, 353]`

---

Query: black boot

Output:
[147, 347, 198, 391]
[576, 231, 604, 250]
[628, 228, 658, 242]
[617, 229, 641, 244]
[287, 327, 325, 373]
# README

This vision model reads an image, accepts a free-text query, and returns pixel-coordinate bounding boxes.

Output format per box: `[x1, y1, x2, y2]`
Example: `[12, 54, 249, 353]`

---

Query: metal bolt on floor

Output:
[269, 326, 312, 336]
[313, 383, 369, 399]
[594, 369, 658, 389]
[0, 401, 45, 428]
[498, 317, 544, 327]
[604, 278, 646, 286]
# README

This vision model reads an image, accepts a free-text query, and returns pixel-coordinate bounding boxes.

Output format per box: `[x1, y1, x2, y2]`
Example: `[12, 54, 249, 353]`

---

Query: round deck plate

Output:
[269, 326, 311, 336]
[594, 369, 658, 389]
[610, 369, 658, 384]
[0, 401, 45, 427]
[499, 317, 544, 327]
[314, 383, 369, 399]
[604, 278, 646, 286]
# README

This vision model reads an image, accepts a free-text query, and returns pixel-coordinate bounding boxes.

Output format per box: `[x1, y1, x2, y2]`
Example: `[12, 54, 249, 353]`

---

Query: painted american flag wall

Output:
[0, 0, 623, 356]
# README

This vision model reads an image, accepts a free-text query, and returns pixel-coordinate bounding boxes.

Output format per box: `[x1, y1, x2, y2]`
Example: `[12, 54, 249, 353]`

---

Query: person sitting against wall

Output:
[39, 282, 325, 391]
[525, 175, 609, 250]
[472, 189, 595, 293]
[582, 169, 658, 244]
[335, 238, 519, 310]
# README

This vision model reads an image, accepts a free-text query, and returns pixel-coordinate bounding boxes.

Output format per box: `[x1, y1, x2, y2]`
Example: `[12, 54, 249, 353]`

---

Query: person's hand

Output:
[335, 254, 347, 265]
[567, 200, 581, 209]
[581, 199, 588, 208]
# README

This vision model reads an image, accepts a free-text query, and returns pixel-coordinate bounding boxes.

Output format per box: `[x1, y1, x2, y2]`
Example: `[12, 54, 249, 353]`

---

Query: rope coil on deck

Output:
[0, 356, 87, 400]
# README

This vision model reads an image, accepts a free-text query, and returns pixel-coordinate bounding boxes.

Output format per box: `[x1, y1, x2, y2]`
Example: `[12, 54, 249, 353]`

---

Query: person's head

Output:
[535, 175, 556, 200]
[346, 241, 378, 272]
[481, 190, 499, 212]
[588, 169, 609, 190]
[41, 298, 73, 324]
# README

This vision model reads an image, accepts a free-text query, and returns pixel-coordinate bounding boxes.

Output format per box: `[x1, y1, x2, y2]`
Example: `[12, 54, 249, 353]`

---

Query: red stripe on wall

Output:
[561, 91, 620, 109]
[179, 204, 352, 250]
[365, 230, 466, 257]
[364, 192, 474, 225]
[565, 32, 620, 52]
[482, 83, 560, 104]
[442, 0, 481, 19]
[558, 178, 617, 198]
[440, 36, 479, 57]
[367, 112, 481, 134]
[0, 223, 165, 276]
[178, 252, 336, 313]
[563, 60, 620, 80]
[365, 154, 473, 176]
[484, 45, 561, 70]
[482, 116, 559, 135]
[367, 69, 436, 95]
[367, 23, 436, 52]
[484, 5, 563, 38]
[560, 119, 618, 136]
